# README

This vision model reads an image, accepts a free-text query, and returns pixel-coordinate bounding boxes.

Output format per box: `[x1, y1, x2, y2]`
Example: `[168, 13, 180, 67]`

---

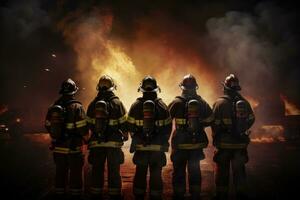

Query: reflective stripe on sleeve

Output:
[65, 123, 75, 129]
[127, 116, 136, 124]
[75, 119, 87, 128]
[118, 114, 127, 124]
[202, 114, 214, 123]
[86, 116, 95, 124]
[175, 118, 186, 125]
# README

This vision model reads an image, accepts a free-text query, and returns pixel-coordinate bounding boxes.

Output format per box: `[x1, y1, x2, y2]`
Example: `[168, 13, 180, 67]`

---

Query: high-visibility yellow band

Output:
[222, 118, 232, 125]
[175, 118, 187, 125]
[65, 123, 75, 129]
[129, 118, 172, 127]
[135, 144, 168, 151]
[127, 116, 136, 124]
[177, 143, 207, 150]
[76, 119, 87, 128]
[218, 143, 248, 149]
[53, 146, 82, 154]
[109, 119, 118, 126]
[88, 141, 123, 149]
[118, 115, 127, 124]
[87, 116, 95, 124]
[202, 114, 214, 123]
[45, 120, 51, 126]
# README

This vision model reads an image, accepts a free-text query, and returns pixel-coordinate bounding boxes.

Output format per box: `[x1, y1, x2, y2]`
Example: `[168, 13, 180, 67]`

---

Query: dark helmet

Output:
[138, 75, 161, 93]
[179, 74, 198, 90]
[222, 74, 241, 91]
[96, 75, 116, 91]
[59, 78, 79, 95]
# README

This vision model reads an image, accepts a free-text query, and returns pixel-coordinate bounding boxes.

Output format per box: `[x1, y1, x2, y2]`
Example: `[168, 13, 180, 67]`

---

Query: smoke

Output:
[0, 0, 50, 39]
[204, 2, 299, 103]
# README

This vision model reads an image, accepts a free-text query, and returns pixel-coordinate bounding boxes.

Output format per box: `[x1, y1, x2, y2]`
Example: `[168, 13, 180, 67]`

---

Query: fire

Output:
[280, 94, 300, 115]
[251, 125, 285, 143]
[60, 9, 217, 108]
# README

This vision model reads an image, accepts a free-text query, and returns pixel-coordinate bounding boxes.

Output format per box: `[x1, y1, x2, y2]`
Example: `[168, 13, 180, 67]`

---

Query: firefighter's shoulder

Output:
[155, 98, 168, 110]
[129, 98, 143, 111]
[109, 96, 123, 106]
[68, 100, 84, 111]
[214, 96, 231, 107]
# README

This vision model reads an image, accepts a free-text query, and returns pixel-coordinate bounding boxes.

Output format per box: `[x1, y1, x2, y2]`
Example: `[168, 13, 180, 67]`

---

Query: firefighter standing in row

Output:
[87, 75, 127, 200]
[45, 78, 88, 199]
[127, 76, 172, 200]
[168, 74, 213, 200]
[212, 74, 255, 200]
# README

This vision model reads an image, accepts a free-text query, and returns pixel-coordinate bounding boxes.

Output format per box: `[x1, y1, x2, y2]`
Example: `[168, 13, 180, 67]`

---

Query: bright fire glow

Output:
[280, 94, 300, 115]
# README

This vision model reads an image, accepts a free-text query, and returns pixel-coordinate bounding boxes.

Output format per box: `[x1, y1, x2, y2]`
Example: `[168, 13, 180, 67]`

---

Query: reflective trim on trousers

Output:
[177, 143, 207, 150]
[88, 141, 123, 149]
[135, 144, 168, 151]
[53, 146, 82, 154]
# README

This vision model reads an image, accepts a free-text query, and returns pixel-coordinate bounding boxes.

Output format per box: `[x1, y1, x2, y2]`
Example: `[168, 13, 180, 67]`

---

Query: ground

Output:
[0, 134, 300, 200]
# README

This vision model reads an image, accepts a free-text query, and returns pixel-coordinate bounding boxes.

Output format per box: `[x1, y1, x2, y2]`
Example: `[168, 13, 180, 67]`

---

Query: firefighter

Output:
[168, 74, 213, 200]
[45, 78, 88, 200]
[212, 74, 255, 200]
[127, 75, 172, 200]
[86, 75, 127, 200]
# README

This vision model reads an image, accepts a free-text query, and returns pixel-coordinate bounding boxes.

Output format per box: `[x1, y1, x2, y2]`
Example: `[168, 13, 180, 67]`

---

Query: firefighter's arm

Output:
[74, 105, 88, 137]
[247, 102, 255, 129]
[86, 102, 95, 130]
[158, 100, 172, 141]
[126, 103, 139, 137]
[211, 101, 223, 137]
[44, 108, 51, 133]
[200, 101, 214, 127]
[168, 99, 178, 119]
[111, 99, 128, 140]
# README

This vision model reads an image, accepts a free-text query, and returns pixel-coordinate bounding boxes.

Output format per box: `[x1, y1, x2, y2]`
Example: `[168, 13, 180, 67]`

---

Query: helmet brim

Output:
[97, 85, 116, 92]
[179, 85, 198, 90]
[59, 87, 79, 95]
[221, 82, 241, 91]
[138, 86, 160, 93]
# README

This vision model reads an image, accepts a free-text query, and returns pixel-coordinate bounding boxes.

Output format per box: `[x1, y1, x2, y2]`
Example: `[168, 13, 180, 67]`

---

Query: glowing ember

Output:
[280, 94, 300, 115]
[51, 54, 56, 58]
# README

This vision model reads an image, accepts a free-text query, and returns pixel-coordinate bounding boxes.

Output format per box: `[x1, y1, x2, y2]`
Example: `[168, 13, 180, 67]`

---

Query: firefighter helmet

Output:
[138, 75, 161, 93]
[222, 74, 241, 91]
[179, 74, 199, 90]
[97, 75, 116, 91]
[59, 78, 79, 95]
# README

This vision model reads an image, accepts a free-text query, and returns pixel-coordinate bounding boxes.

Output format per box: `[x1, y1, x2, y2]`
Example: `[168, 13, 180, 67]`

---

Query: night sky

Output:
[0, 0, 299, 131]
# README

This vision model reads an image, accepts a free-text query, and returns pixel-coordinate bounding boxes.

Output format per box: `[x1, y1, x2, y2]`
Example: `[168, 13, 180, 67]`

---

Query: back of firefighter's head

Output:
[59, 78, 78, 96]
[97, 75, 116, 92]
[179, 74, 199, 91]
[222, 74, 241, 92]
[138, 75, 161, 93]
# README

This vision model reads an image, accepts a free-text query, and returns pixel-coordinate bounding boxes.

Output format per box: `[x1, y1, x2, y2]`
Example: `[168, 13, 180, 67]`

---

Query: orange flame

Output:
[280, 94, 300, 115]
[60, 10, 217, 108]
